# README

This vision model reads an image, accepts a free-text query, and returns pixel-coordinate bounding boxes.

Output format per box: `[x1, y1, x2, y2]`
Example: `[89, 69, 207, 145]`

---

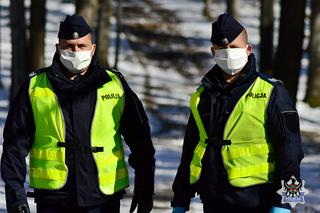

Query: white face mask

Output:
[214, 46, 248, 76]
[59, 48, 93, 74]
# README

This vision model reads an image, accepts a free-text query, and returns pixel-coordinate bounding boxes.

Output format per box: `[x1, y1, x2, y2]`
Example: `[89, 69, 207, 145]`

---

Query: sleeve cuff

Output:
[171, 199, 191, 211]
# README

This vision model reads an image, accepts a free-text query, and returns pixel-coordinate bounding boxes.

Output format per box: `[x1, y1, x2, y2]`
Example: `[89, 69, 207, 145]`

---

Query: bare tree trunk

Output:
[274, 0, 305, 104]
[203, 0, 212, 19]
[29, 0, 46, 72]
[75, 0, 99, 27]
[10, 0, 28, 102]
[304, 0, 320, 107]
[96, 0, 112, 66]
[259, 0, 274, 74]
[114, 0, 122, 69]
[227, 0, 240, 20]
[0, 3, 3, 89]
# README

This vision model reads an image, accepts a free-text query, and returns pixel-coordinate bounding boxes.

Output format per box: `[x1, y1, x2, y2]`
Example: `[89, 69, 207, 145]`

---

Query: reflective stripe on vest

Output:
[28, 70, 129, 194]
[189, 77, 275, 187]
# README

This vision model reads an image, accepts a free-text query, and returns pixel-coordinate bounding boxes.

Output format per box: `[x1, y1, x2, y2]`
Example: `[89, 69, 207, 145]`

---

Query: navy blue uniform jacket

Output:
[172, 54, 304, 212]
[1, 54, 155, 211]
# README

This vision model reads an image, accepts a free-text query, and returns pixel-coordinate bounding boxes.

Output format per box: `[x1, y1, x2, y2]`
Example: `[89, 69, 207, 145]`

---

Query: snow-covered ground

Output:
[0, 0, 319, 212]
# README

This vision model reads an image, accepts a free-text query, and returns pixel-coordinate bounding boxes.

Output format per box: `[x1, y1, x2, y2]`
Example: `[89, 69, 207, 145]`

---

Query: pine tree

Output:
[274, 0, 306, 103]
[10, 0, 28, 101]
[29, 0, 47, 72]
[227, 0, 240, 20]
[259, 0, 274, 74]
[304, 0, 320, 107]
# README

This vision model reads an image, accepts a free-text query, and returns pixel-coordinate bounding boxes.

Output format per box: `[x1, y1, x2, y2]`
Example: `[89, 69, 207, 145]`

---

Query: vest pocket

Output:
[221, 142, 275, 187]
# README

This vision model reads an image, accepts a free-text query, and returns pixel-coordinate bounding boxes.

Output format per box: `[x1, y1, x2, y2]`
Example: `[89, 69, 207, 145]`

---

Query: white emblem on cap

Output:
[221, 38, 229, 45]
[73, 32, 79, 39]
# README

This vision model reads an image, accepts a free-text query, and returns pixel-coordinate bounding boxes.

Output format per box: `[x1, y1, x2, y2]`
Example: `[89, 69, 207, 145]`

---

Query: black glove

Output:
[9, 203, 30, 213]
[129, 194, 153, 213]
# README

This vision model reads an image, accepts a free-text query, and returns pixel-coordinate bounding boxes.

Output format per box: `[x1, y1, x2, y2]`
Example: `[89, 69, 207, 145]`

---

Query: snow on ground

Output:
[0, 0, 319, 212]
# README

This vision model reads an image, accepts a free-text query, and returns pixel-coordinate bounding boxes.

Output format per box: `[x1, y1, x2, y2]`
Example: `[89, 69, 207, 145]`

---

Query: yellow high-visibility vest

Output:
[28, 70, 129, 195]
[189, 77, 275, 187]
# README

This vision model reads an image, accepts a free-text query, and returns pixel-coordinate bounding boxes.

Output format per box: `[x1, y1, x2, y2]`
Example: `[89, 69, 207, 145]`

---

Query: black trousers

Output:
[36, 200, 120, 213]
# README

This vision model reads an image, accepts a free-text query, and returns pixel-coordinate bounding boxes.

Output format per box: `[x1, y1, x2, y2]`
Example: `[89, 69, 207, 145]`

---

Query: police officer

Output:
[1, 15, 155, 213]
[171, 14, 303, 213]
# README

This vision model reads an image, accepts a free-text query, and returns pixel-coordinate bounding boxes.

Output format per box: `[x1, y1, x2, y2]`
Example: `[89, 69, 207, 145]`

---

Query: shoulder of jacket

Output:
[28, 67, 50, 78]
[196, 85, 205, 92]
[105, 67, 125, 79]
[195, 85, 202, 90]
[104, 68, 131, 94]
[257, 72, 284, 86]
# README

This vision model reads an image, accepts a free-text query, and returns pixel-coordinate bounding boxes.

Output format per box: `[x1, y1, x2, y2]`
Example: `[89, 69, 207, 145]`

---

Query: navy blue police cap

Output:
[210, 13, 244, 46]
[58, 15, 92, 39]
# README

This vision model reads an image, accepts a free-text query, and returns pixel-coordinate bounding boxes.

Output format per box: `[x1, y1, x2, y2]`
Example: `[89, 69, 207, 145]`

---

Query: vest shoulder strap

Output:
[105, 70, 123, 89]
[257, 72, 284, 86]
[190, 86, 208, 141]
[29, 67, 50, 78]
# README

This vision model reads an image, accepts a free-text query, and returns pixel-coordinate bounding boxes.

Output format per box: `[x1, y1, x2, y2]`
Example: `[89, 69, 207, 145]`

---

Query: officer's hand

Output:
[269, 206, 290, 213]
[129, 194, 153, 213]
[172, 207, 186, 213]
[9, 203, 30, 213]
